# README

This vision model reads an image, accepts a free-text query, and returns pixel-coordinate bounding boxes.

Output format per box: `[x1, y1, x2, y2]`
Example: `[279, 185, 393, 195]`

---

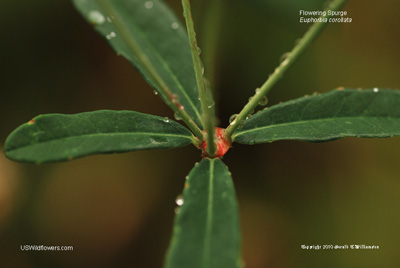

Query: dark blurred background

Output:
[1, 0, 400, 267]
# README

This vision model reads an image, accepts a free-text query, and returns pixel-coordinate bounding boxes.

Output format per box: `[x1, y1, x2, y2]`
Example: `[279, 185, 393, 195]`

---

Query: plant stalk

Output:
[182, 0, 216, 157]
[225, 0, 349, 137]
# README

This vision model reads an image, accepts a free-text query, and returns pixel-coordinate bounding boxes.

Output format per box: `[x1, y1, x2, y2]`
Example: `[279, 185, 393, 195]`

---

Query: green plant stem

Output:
[225, 0, 348, 137]
[182, 0, 216, 157]
[98, 0, 204, 142]
[201, 0, 225, 91]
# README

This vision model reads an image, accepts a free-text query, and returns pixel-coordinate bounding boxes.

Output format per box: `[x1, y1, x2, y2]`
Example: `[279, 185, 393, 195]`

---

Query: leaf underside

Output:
[233, 88, 400, 144]
[165, 159, 242, 268]
[73, 0, 203, 127]
[5, 110, 193, 163]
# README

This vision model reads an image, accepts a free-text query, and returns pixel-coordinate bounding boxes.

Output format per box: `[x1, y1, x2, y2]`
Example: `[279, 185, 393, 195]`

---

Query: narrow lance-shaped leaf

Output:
[233, 89, 400, 144]
[165, 158, 242, 268]
[73, 0, 204, 128]
[5, 110, 193, 163]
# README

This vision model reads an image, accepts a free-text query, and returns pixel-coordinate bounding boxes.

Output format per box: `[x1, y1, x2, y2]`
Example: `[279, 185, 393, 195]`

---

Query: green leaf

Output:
[233, 88, 400, 144]
[5, 110, 193, 163]
[72, 0, 204, 128]
[165, 158, 242, 268]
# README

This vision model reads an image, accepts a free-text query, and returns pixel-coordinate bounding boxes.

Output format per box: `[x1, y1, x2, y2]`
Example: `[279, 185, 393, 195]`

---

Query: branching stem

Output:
[225, 0, 349, 137]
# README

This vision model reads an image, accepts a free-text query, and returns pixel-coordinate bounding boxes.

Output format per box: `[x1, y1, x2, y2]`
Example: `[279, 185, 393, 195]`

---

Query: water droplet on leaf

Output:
[175, 195, 184, 206]
[153, 90, 158, 95]
[171, 22, 179, 30]
[163, 117, 170, 123]
[144, 1, 154, 9]
[106, 32, 116, 40]
[88, 10, 105, 25]
[373, 88, 379, 93]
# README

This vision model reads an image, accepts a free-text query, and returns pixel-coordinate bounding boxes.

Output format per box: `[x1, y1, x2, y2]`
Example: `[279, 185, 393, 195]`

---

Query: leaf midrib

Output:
[7, 132, 192, 152]
[233, 115, 399, 138]
[202, 159, 214, 268]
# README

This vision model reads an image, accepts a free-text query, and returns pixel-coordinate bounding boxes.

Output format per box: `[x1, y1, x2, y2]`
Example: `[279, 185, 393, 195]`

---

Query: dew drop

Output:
[229, 114, 238, 124]
[174, 207, 181, 214]
[258, 96, 268, 106]
[280, 52, 290, 63]
[153, 90, 158, 95]
[175, 195, 184, 206]
[106, 32, 116, 40]
[106, 16, 114, 22]
[194, 162, 199, 166]
[248, 96, 253, 102]
[185, 176, 189, 180]
[144, 1, 154, 9]
[171, 22, 179, 30]
[373, 87, 379, 93]
[255, 88, 261, 94]
[163, 117, 170, 123]
[88, 10, 105, 25]
[174, 112, 182, 121]
[197, 47, 201, 55]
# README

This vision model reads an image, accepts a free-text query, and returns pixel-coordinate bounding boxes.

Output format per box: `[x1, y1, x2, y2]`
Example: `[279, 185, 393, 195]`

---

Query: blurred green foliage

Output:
[1, 0, 400, 267]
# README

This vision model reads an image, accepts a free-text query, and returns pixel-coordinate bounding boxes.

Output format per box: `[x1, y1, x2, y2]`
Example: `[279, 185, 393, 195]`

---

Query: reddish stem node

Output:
[199, 127, 231, 158]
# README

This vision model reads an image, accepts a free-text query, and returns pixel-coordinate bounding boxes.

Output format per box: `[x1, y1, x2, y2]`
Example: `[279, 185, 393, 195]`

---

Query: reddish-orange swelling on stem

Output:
[200, 127, 231, 158]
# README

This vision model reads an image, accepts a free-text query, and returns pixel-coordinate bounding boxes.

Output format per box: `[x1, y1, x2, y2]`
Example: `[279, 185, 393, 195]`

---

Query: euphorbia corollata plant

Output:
[5, 0, 400, 267]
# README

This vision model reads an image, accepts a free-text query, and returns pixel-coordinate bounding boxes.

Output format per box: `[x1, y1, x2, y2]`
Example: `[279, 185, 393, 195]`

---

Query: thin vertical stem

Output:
[182, 0, 216, 157]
